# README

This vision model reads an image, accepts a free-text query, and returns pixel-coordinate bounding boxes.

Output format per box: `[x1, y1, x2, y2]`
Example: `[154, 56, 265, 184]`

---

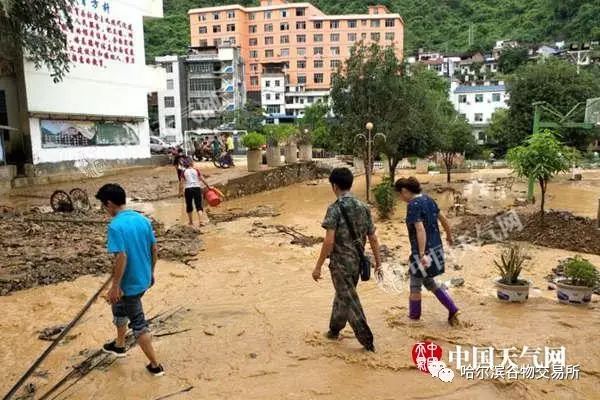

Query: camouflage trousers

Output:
[328, 263, 374, 349]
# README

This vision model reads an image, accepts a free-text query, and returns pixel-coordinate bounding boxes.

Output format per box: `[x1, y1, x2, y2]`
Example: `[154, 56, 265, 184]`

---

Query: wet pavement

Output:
[1, 169, 600, 399]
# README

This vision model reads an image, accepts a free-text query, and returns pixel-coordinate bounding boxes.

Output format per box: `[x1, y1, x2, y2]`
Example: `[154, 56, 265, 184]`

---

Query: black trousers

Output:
[184, 187, 203, 213]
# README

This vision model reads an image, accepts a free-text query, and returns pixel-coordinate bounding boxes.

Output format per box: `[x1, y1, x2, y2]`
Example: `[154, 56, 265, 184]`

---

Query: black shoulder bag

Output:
[339, 205, 371, 281]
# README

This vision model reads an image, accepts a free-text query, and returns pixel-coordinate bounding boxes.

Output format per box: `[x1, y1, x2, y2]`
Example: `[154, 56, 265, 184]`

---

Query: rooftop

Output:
[454, 85, 506, 94]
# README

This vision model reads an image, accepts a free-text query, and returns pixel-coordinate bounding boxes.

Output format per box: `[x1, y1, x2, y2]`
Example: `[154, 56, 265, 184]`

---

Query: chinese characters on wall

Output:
[59, 0, 136, 68]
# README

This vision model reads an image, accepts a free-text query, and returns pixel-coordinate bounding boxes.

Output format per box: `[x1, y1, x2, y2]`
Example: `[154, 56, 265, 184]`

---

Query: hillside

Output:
[144, 0, 600, 61]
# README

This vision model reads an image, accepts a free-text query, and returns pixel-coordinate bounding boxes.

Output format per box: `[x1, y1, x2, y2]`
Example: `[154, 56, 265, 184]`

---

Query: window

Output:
[265, 49, 274, 57]
[199, 26, 207, 34]
[458, 95, 467, 103]
[330, 59, 341, 68]
[265, 80, 271, 87]
[331, 47, 340, 56]
[249, 25, 257, 33]
[361, 33, 367, 40]
[212, 25, 221, 33]
[266, 105, 280, 114]
[227, 10, 235, 19]
[250, 64, 258, 73]
[165, 115, 176, 129]
[164, 63, 173, 73]
[264, 23, 273, 32]
[348, 33, 357, 41]
[226, 24, 235, 32]
[313, 47, 323, 55]
[280, 35, 289, 44]
[189, 79, 214, 91]
[330, 33, 339, 42]
[314, 73, 324, 84]
[307, 96, 314, 103]
[249, 13, 256, 20]
[348, 19, 357, 28]
[297, 60, 306, 69]
[296, 34, 306, 43]
[330, 21, 339, 29]
[361, 19, 367, 26]
[164, 96, 175, 108]
[250, 76, 259, 86]
[250, 50, 258, 58]
[213, 12, 219, 20]
[475, 113, 483, 122]
[199, 14, 207, 21]
[492, 93, 501, 102]
[313, 21, 322, 29]
[296, 8, 305, 17]
[188, 63, 210, 73]
[265, 36, 274, 45]
[280, 48, 289, 57]
[199, 39, 208, 47]
[297, 47, 306, 56]
[314, 34, 323, 42]
[280, 22, 289, 31]
[385, 19, 395, 27]
[275, 80, 281, 87]
[314, 59, 323, 68]
[298, 75, 307, 84]
[296, 21, 306, 30]
[385, 32, 395, 41]
[249, 38, 258, 46]
[264, 10, 272, 19]
[275, 93, 280, 100]
[371, 32, 380, 41]
[266, 93, 271, 100]
[370, 19, 380, 28]
[281, 9, 288, 18]
[475, 94, 484, 103]
[478, 131, 486, 141]
[166, 79, 174, 90]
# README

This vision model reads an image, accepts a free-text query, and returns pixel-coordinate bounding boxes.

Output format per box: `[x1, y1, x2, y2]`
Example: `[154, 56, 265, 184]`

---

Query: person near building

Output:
[179, 158, 211, 226]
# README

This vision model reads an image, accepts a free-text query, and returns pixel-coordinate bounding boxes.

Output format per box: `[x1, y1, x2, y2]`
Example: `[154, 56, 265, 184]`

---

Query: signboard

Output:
[41, 120, 139, 148]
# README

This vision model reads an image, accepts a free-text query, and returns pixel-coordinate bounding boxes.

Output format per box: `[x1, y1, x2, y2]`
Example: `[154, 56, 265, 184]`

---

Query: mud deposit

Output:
[0, 209, 203, 295]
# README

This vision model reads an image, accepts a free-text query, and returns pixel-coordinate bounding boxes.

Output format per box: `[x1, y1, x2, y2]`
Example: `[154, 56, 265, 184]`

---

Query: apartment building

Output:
[188, 0, 403, 120]
[450, 81, 508, 144]
[155, 46, 245, 142]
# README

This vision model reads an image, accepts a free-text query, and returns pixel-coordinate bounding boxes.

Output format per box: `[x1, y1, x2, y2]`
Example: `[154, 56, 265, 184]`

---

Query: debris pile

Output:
[248, 222, 323, 247]
[207, 205, 280, 224]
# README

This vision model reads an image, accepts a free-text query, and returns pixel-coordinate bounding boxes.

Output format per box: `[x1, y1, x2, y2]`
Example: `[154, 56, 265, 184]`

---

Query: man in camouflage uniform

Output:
[312, 168, 381, 351]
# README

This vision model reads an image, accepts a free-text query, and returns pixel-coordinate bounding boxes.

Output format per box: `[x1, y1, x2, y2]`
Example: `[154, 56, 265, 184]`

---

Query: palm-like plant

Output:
[495, 245, 527, 285]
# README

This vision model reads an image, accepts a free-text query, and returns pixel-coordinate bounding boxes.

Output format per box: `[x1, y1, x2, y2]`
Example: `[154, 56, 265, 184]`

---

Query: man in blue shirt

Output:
[96, 184, 164, 376]
[394, 177, 460, 326]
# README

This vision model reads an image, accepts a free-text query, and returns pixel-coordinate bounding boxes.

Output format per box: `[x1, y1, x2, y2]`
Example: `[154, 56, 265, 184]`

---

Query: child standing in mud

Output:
[394, 177, 460, 326]
[95, 184, 165, 376]
[313, 168, 382, 352]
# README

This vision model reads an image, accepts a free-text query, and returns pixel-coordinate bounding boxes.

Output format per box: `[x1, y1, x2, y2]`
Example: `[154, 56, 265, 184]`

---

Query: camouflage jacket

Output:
[322, 192, 375, 272]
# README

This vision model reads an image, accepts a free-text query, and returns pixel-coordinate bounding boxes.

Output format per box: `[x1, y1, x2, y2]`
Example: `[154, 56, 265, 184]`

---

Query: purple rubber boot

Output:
[433, 288, 459, 324]
[409, 299, 421, 320]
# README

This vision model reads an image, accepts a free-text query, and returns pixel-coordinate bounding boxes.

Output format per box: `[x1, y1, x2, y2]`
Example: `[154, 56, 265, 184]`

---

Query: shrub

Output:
[372, 177, 396, 219]
[262, 124, 296, 146]
[494, 245, 527, 285]
[563, 256, 599, 288]
[242, 132, 266, 150]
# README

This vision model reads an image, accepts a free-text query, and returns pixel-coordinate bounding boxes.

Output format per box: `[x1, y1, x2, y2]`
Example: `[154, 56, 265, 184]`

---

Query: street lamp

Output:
[355, 122, 386, 203]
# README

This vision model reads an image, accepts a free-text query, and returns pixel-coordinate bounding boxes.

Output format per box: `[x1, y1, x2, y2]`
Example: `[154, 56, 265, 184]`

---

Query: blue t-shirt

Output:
[107, 210, 156, 296]
[406, 194, 443, 257]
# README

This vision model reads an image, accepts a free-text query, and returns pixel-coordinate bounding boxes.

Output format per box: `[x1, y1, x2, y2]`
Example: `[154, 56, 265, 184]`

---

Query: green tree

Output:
[224, 100, 264, 132]
[297, 102, 333, 148]
[507, 130, 577, 221]
[502, 60, 600, 151]
[0, 0, 73, 82]
[485, 108, 510, 155]
[438, 116, 475, 183]
[497, 46, 530, 74]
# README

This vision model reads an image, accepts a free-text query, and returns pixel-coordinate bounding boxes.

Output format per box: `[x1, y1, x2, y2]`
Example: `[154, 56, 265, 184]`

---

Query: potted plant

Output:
[494, 245, 530, 302]
[242, 132, 266, 172]
[263, 125, 294, 167]
[297, 128, 313, 162]
[556, 256, 599, 305]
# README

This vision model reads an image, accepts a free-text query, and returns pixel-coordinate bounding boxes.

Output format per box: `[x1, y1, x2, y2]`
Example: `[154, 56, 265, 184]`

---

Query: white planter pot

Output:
[495, 279, 530, 302]
[284, 143, 298, 164]
[246, 149, 261, 172]
[556, 281, 593, 305]
[266, 145, 282, 167]
[299, 144, 313, 161]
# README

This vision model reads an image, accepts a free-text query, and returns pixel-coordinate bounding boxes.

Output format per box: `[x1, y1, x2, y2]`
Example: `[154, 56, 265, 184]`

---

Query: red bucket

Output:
[204, 188, 224, 207]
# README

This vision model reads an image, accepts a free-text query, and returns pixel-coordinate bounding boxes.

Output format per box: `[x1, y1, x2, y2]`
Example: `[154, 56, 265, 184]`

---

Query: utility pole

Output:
[355, 122, 386, 203]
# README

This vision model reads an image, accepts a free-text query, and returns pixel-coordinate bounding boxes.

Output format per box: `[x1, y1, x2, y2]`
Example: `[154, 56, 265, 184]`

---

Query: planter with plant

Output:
[556, 256, 599, 305]
[242, 132, 266, 172]
[263, 125, 295, 167]
[297, 128, 313, 162]
[494, 245, 530, 302]
[372, 177, 395, 219]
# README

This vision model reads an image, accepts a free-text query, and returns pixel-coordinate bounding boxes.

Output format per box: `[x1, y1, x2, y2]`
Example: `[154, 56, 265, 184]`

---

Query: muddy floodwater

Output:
[2, 169, 600, 399]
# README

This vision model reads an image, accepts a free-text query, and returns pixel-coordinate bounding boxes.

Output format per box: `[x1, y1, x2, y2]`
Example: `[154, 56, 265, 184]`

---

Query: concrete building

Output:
[187, 0, 403, 120]
[0, 0, 164, 188]
[450, 81, 508, 144]
[155, 46, 245, 142]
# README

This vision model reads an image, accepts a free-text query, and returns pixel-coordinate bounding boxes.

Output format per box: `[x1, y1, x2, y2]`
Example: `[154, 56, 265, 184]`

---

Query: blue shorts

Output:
[111, 292, 149, 338]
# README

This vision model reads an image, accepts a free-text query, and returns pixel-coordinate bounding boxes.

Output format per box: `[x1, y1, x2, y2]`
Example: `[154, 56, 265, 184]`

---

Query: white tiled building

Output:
[450, 81, 508, 144]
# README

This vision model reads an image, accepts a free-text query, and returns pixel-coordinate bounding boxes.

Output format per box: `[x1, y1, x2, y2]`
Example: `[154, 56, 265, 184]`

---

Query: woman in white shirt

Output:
[179, 158, 211, 226]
